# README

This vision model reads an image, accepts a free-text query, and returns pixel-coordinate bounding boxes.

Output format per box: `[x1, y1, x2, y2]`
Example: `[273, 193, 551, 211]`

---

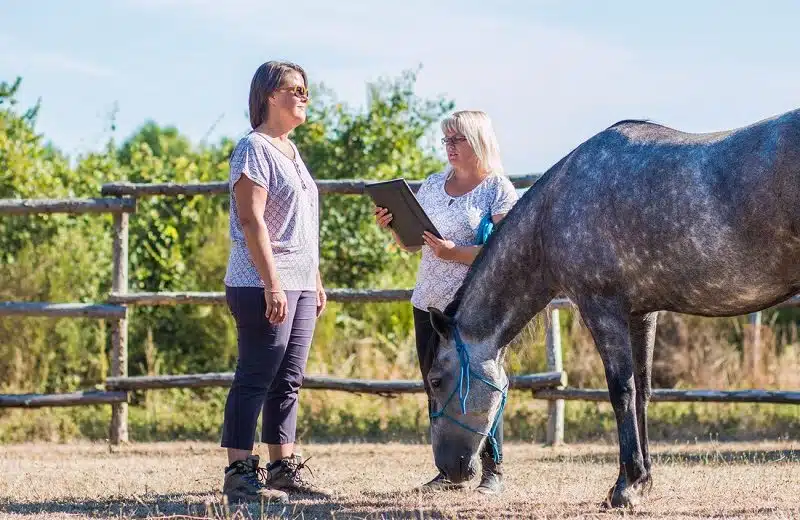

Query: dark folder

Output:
[365, 178, 443, 248]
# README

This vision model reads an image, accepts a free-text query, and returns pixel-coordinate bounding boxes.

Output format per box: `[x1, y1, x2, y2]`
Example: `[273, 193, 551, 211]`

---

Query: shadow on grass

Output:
[2, 491, 474, 520]
[4, 488, 799, 519]
[0, 490, 603, 519]
[531, 446, 800, 466]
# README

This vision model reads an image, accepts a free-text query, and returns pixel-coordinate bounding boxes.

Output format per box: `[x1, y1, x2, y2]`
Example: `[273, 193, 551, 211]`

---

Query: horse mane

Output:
[607, 118, 661, 129]
[444, 145, 581, 320]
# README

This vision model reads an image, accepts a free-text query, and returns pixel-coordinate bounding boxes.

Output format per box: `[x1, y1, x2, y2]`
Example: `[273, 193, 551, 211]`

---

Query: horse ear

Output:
[428, 307, 452, 339]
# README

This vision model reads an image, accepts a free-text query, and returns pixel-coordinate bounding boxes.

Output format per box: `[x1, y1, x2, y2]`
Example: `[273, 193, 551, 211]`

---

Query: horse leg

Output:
[578, 299, 648, 508]
[629, 311, 658, 494]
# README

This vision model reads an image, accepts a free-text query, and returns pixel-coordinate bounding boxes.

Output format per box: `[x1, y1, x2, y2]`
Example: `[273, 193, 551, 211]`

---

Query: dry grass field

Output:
[1, 440, 798, 519]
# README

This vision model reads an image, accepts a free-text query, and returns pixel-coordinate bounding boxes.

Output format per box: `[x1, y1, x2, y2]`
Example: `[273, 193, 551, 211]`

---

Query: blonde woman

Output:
[374, 110, 518, 494]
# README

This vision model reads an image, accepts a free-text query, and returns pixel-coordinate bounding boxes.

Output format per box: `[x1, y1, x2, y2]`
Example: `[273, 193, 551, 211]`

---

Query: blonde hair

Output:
[248, 61, 307, 129]
[441, 110, 504, 175]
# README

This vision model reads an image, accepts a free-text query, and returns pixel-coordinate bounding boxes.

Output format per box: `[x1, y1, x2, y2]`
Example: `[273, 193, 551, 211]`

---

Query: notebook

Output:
[365, 178, 443, 248]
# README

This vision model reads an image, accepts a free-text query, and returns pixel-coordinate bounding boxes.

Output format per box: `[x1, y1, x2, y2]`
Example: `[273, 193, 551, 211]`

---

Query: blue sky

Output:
[2, 0, 799, 175]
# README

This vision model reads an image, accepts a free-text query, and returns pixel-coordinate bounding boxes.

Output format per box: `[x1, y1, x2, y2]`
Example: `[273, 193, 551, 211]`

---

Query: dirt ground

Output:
[0, 440, 798, 519]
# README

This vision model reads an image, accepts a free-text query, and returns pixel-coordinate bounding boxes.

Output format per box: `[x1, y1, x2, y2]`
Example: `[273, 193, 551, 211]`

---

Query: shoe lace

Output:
[286, 456, 316, 487]
[232, 461, 264, 488]
[255, 465, 271, 485]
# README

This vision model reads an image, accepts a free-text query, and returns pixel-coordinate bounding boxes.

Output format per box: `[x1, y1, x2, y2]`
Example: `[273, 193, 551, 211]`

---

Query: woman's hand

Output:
[374, 206, 393, 228]
[265, 288, 288, 325]
[316, 281, 327, 317]
[423, 231, 457, 261]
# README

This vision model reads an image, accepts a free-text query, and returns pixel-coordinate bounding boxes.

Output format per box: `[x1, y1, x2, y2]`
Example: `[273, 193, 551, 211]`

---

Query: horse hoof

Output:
[601, 484, 620, 509]
[601, 481, 646, 510]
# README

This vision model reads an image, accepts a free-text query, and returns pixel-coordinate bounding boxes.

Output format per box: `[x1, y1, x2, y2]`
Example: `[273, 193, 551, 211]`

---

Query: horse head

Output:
[426, 307, 508, 484]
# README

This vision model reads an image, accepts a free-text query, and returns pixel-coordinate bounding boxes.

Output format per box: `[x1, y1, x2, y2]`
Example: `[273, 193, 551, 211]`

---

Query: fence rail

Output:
[0, 391, 128, 408]
[105, 371, 567, 393]
[0, 198, 136, 215]
[108, 289, 416, 305]
[0, 302, 127, 319]
[106, 290, 577, 307]
[534, 387, 800, 404]
[100, 174, 542, 198]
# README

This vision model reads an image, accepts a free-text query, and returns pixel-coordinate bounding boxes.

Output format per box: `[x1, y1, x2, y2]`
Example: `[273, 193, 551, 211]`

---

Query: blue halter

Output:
[429, 326, 508, 463]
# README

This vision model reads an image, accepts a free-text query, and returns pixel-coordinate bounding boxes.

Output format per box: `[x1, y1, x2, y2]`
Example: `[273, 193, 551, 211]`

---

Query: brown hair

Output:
[248, 61, 307, 129]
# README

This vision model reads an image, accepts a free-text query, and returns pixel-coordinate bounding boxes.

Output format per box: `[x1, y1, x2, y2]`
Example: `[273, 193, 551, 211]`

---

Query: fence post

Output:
[545, 305, 564, 445]
[109, 211, 129, 444]
[746, 311, 762, 383]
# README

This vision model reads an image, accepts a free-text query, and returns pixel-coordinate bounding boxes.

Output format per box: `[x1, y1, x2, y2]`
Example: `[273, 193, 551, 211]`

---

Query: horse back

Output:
[543, 109, 800, 316]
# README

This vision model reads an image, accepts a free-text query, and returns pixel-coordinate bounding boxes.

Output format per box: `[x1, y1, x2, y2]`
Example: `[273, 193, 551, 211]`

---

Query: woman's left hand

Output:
[316, 284, 327, 317]
[315, 270, 327, 317]
[423, 232, 457, 261]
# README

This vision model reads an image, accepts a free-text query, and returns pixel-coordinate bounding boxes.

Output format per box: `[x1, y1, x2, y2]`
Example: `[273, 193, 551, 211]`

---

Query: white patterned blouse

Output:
[410, 171, 518, 312]
[224, 132, 319, 291]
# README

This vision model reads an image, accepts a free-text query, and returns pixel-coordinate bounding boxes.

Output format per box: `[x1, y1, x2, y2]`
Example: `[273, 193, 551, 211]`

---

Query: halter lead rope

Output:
[429, 326, 509, 463]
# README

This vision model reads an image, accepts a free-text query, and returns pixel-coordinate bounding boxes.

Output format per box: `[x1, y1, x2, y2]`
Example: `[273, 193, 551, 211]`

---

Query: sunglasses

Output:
[441, 135, 468, 147]
[276, 85, 310, 99]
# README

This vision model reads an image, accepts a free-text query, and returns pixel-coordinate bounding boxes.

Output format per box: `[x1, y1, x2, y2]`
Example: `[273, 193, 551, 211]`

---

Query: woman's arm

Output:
[422, 232, 479, 264]
[422, 212, 509, 265]
[233, 174, 287, 323]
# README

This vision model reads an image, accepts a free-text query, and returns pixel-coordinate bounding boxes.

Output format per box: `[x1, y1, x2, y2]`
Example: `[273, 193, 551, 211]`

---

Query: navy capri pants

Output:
[221, 286, 317, 449]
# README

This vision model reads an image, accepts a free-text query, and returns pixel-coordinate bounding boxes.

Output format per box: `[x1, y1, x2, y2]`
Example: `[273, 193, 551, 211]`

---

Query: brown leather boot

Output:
[222, 455, 288, 504]
[266, 454, 332, 498]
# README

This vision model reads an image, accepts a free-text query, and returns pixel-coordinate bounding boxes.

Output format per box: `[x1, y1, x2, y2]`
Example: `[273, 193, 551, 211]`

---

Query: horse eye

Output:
[430, 378, 442, 389]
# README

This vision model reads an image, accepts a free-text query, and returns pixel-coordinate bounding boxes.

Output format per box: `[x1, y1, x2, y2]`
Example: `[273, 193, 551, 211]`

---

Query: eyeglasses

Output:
[441, 136, 468, 147]
[276, 85, 309, 99]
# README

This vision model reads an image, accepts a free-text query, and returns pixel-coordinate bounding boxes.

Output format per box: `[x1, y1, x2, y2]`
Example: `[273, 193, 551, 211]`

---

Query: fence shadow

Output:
[4, 478, 799, 519]
[534, 446, 800, 466]
[0, 492, 500, 520]
[1, 493, 338, 519]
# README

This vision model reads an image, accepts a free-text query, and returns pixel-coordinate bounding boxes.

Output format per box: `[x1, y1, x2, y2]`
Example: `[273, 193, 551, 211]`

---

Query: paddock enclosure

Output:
[2, 176, 800, 518]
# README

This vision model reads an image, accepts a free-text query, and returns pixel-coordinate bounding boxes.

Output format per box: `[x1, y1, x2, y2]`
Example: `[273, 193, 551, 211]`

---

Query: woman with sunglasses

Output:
[220, 60, 329, 503]
[374, 110, 519, 494]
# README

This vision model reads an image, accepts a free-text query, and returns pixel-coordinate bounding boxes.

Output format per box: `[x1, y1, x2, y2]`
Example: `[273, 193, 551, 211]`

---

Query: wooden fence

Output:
[2, 173, 800, 447]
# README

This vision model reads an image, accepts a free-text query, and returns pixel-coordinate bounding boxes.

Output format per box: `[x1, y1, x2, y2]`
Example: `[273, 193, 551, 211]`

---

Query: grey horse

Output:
[425, 109, 800, 508]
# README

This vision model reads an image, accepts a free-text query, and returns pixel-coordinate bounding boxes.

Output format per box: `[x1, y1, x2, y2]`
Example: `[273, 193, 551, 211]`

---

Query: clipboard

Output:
[365, 178, 443, 248]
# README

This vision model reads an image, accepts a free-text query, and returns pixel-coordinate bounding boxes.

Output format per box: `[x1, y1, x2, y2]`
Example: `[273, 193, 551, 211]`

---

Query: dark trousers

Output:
[221, 286, 317, 449]
[412, 306, 503, 463]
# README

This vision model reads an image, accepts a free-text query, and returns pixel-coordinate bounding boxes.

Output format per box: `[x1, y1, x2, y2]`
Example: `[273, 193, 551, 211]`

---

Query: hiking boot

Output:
[266, 454, 331, 497]
[223, 455, 289, 504]
[417, 471, 469, 492]
[475, 456, 504, 495]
